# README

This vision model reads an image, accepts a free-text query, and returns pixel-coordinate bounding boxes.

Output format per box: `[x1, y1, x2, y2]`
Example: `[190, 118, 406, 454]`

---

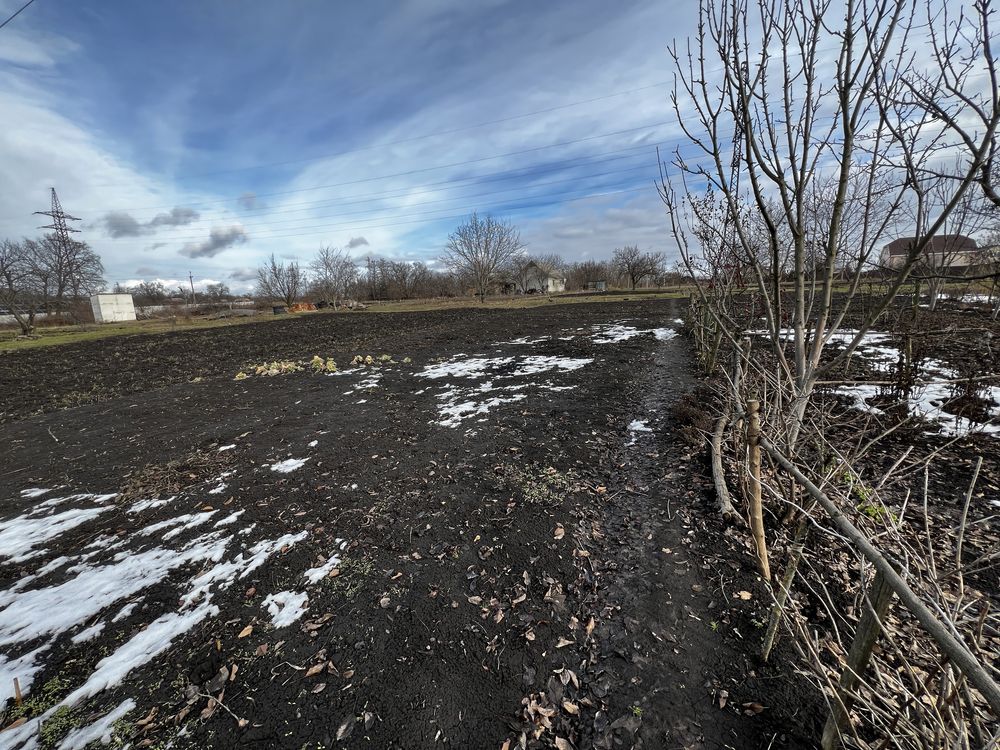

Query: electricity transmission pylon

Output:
[34, 187, 81, 243]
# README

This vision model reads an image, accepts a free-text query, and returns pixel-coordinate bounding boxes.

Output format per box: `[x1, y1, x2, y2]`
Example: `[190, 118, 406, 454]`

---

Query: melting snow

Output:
[70, 621, 105, 644]
[304, 550, 343, 584]
[180, 532, 308, 607]
[126, 497, 170, 514]
[417, 356, 514, 380]
[112, 601, 139, 623]
[214, 510, 245, 526]
[217, 444, 236, 452]
[591, 323, 676, 344]
[0, 534, 229, 646]
[416, 354, 594, 427]
[0, 644, 48, 701]
[505, 336, 549, 345]
[208, 483, 227, 495]
[65, 601, 219, 706]
[20, 488, 52, 499]
[308, 440, 318, 447]
[271, 458, 310, 473]
[56, 699, 136, 750]
[262, 591, 309, 627]
[0, 505, 109, 562]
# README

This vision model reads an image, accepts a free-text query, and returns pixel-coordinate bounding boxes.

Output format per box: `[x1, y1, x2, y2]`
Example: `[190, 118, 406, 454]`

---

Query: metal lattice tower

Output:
[34, 187, 81, 244]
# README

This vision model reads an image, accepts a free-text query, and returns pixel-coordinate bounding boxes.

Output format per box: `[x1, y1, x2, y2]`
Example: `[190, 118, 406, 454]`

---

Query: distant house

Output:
[519, 262, 567, 293]
[880, 234, 979, 271]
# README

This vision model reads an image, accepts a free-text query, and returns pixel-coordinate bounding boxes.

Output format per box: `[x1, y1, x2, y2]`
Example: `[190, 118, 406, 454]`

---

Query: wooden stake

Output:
[761, 516, 808, 661]
[820, 570, 895, 750]
[746, 399, 771, 581]
[13, 677, 21, 706]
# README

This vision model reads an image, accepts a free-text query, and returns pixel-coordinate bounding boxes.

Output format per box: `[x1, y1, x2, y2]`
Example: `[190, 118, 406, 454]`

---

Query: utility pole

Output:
[35, 187, 81, 244]
[189, 271, 196, 304]
[35, 188, 82, 312]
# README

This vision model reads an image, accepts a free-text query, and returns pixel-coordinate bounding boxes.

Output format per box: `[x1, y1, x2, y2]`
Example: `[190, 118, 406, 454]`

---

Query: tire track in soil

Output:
[561, 339, 788, 749]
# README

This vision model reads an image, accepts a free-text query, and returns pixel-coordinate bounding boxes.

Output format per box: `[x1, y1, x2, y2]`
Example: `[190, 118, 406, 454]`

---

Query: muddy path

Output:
[0, 300, 803, 749]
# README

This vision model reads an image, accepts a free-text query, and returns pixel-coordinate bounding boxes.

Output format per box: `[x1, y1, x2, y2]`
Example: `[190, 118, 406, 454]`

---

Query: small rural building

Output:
[585, 280, 607, 291]
[520, 262, 567, 293]
[880, 234, 979, 270]
[90, 293, 136, 323]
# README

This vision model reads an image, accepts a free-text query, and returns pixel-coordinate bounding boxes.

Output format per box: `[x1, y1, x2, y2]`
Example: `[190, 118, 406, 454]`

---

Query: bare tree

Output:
[565, 259, 612, 290]
[203, 282, 231, 302]
[612, 245, 665, 290]
[256, 254, 304, 307]
[34, 235, 104, 309]
[0, 239, 39, 335]
[661, 0, 1000, 447]
[128, 280, 168, 307]
[442, 212, 525, 302]
[309, 245, 358, 305]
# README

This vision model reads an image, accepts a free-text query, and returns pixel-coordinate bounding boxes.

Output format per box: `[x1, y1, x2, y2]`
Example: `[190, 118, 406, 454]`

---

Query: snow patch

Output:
[56, 699, 136, 750]
[19, 488, 52, 499]
[70, 621, 105, 644]
[126, 497, 170, 514]
[0, 643, 49, 701]
[270, 458, 310, 473]
[262, 591, 309, 627]
[214, 510, 245, 526]
[64, 601, 219, 706]
[304, 550, 343, 584]
[112, 602, 139, 623]
[591, 323, 675, 344]
[0, 505, 109, 562]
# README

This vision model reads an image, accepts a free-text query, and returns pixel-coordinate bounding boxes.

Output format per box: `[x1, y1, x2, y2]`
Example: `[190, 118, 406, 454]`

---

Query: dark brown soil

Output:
[0, 300, 814, 749]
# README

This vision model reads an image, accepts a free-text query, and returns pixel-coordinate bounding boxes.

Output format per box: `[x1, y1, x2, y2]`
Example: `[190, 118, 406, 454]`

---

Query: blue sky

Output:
[0, 0, 695, 291]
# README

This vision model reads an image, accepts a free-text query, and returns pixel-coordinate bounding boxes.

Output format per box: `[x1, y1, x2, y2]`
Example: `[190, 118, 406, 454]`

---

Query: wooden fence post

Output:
[746, 399, 771, 581]
[820, 570, 896, 750]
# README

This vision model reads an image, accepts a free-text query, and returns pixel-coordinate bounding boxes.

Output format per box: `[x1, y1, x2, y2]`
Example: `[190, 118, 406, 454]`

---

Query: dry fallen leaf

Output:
[556, 636, 574, 648]
[312, 682, 327, 694]
[305, 663, 325, 678]
[525, 628, 536, 641]
[585, 617, 596, 637]
[562, 700, 579, 715]
[237, 625, 253, 639]
[554, 738, 574, 750]
[554, 524, 565, 540]
[736, 590, 752, 600]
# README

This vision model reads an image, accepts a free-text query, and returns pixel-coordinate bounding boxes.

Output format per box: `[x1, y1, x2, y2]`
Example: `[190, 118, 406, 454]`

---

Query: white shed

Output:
[521, 262, 567, 293]
[90, 293, 136, 323]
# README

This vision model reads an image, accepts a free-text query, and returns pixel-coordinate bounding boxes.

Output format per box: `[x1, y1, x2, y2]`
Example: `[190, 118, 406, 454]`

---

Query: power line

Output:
[0, 0, 37, 31]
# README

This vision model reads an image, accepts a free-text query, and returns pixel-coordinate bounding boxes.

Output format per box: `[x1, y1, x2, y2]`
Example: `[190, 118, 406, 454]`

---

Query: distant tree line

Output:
[0, 235, 104, 334]
[253, 215, 679, 305]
